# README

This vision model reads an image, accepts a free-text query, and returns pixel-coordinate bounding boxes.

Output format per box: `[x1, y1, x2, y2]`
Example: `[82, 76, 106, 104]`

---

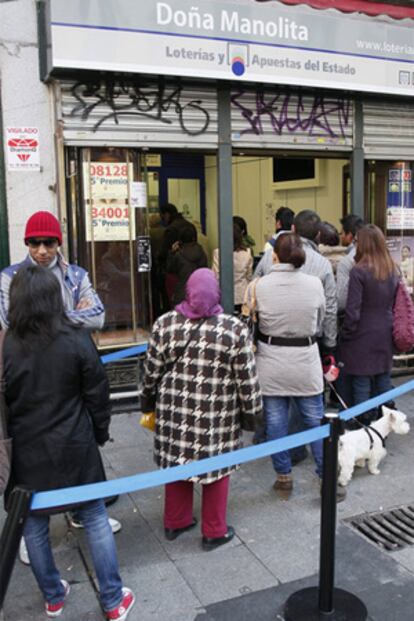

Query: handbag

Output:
[392, 279, 414, 353]
[240, 278, 260, 348]
[0, 331, 12, 495]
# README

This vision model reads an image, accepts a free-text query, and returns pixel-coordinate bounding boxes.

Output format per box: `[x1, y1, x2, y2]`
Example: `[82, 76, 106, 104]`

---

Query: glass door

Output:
[66, 147, 152, 349]
[367, 159, 414, 292]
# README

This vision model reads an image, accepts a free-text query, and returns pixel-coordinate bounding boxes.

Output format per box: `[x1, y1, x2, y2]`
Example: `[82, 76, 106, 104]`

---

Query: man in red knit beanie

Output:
[0, 211, 105, 330]
[0, 212, 123, 560]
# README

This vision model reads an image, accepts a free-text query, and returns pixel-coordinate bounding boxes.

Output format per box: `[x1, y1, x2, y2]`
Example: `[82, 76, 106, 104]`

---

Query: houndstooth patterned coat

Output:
[141, 311, 262, 483]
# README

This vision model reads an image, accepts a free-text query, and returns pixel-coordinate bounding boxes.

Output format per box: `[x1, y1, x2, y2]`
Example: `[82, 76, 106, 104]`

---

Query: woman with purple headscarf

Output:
[141, 268, 262, 551]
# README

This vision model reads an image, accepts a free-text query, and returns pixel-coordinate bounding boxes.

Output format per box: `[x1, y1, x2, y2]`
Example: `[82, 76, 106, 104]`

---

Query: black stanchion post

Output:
[284, 413, 368, 620]
[319, 413, 341, 613]
[0, 487, 33, 610]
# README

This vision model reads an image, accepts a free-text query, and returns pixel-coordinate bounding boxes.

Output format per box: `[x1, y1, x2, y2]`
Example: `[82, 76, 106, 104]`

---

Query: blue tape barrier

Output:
[31, 426, 329, 510]
[30, 377, 414, 512]
[338, 379, 414, 421]
[100, 344, 148, 365]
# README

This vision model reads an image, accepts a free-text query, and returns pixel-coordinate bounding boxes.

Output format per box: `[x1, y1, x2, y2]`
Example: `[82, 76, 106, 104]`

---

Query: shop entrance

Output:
[65, 147, 351, 350]
[65, 147, 152, 350]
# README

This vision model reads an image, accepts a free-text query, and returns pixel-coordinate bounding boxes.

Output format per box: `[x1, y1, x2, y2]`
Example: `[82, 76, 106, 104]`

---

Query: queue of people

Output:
[0, 206, 402, 620]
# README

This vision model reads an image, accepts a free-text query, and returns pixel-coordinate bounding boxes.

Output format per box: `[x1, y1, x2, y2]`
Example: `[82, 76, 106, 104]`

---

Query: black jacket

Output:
[4, 326, 110, 500]
[166, 242, 208, 304]
[159, 214, 191, 266]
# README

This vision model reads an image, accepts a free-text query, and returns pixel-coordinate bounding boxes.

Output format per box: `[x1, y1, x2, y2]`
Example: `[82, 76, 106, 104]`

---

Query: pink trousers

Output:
[164, 476, 230, 538]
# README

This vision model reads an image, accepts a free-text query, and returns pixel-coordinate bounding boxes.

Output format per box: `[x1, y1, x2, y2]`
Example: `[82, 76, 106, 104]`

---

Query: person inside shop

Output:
[140, 268, 262, 551]
[166, 223, 208, 305]
[254, 207, 295, 278]
[0, 210, 121, 565]
[318, 221, 347, 275]
[233, 215, 256, 257]
[158, 203, 192, 306]
[212, 223, 253, 313]
[3, 264, 135, 621]
[149, 213, 170, 318]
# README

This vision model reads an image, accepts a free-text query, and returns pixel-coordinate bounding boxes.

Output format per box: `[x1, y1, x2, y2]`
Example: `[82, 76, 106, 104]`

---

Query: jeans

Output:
[351, 372, 393, 422]
[24, 499, 123, 611]
[288, 401, 308, 463]
[264, 394, 324, 477]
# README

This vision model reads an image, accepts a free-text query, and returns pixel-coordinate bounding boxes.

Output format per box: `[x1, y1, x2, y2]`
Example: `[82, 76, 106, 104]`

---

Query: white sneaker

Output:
[108, 517, 122, 534]
[69, 516, 122, 534]
[19, 538, 30, 565]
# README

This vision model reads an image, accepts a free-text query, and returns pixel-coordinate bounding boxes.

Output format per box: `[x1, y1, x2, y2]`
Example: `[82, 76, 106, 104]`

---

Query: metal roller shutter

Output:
[57, 79, 354, 153]
[364, 101, 414, 160]
[57, 79, 219, 149]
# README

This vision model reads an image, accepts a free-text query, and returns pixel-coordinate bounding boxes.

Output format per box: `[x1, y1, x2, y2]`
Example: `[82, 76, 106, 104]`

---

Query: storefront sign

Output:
[83, 162, 136, 242]
[5, 127, 40, 171]
[47, 0, 414, 96]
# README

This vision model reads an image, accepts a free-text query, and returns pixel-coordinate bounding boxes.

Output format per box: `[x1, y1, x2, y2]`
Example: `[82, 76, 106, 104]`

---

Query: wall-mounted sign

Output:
[137, 236, 152, 272]
[145, 154, 162, 167]
[6, 127, 40, 171]
[386, 237, 414, 294]
[386, 163, 414, 230]
[130, 181, 147, 208]
[46, 0, 414, 96]
[83, 162, 136, 241]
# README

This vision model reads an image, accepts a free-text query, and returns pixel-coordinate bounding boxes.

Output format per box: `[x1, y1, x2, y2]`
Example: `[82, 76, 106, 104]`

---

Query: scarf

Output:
[175, 268, 223, 319]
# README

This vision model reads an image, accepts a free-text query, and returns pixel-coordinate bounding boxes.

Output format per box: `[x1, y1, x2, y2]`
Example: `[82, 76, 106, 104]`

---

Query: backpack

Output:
[393, 280, 414, 353]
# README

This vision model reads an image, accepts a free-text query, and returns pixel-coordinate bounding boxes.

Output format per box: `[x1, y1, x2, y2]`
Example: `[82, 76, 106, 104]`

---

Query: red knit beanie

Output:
[24, 211, 62, 245]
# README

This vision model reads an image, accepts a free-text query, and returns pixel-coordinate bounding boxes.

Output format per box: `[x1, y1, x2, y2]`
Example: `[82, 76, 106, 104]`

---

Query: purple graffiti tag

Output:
[231, 90, 351, 140]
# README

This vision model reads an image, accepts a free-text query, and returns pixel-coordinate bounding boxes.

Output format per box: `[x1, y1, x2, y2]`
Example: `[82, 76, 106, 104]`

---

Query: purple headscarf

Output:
[175, 268, 223, 319]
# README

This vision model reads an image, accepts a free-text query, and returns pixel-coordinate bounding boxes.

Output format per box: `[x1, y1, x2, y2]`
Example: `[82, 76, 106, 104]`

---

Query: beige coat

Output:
[254, 264, 326, 396]
[212, 248, 253, 305]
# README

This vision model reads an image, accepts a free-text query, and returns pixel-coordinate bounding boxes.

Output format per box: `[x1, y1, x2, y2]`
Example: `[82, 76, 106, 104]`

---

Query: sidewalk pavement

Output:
[2, 377, 414, 621]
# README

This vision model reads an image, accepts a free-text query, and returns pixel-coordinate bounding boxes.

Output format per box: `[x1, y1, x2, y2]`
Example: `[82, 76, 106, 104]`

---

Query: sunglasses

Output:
[27, 238, 58, 248]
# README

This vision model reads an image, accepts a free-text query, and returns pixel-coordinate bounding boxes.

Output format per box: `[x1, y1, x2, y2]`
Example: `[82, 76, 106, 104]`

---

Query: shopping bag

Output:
[140, 411, 156, 432]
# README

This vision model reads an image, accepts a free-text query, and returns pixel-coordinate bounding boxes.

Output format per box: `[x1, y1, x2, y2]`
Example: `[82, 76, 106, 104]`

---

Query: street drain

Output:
[345, 504, 414, 551]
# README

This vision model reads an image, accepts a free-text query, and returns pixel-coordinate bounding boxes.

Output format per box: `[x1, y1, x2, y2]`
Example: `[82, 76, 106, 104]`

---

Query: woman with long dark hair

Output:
[3, 265, 134, 620]
[338, 224, 398, 422]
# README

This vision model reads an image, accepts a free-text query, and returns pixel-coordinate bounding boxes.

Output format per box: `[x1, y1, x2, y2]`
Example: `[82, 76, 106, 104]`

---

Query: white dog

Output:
[338, 406, 410, 487]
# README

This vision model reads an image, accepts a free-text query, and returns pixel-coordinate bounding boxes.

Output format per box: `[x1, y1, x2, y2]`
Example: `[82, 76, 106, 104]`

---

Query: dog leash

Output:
[326, 380, 386, 449]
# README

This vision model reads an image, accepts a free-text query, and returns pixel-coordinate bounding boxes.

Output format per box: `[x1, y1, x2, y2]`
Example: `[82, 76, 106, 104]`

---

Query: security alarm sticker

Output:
[6, 127, 40, 171]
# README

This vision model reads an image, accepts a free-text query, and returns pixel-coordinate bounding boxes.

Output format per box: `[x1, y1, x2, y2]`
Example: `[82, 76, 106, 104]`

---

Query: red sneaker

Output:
[106, 588, 135, 621]
[45, 580, 70, 617]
